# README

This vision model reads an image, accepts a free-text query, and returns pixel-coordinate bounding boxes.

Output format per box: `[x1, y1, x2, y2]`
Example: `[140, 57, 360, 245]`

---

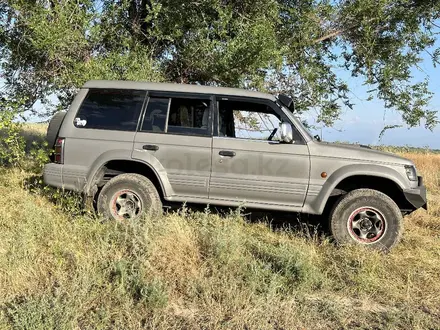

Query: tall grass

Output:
[0, 127, 439, 329]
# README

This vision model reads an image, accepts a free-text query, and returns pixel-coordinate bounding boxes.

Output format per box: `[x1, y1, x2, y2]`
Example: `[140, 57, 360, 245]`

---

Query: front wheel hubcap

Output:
[110, 189, 142, 220]
[347, 207, 386, 244]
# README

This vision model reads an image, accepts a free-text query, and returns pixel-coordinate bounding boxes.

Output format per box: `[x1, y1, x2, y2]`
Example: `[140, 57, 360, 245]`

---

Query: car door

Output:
[209, 97, 310, 209]
[132, 92, 213, 200]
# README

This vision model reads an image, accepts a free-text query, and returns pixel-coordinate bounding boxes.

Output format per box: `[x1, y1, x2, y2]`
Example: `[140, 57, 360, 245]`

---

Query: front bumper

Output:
[403, 176, 427, 210]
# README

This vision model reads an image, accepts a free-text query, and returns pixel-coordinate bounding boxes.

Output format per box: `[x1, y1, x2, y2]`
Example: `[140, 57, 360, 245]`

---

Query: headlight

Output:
[405, 165, 417, 181]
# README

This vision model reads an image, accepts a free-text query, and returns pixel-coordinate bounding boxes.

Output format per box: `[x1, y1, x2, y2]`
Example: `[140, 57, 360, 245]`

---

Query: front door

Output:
[209, 98, 310, 209]
[133, 93, 213, 200]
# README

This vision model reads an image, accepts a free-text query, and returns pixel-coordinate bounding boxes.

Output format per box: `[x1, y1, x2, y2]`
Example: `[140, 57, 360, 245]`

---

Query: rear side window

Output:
[167, 98, 211, 136]
[141, 96, 211, 136]
[141, 97, 169, 132]
[74, 89, 146, 131]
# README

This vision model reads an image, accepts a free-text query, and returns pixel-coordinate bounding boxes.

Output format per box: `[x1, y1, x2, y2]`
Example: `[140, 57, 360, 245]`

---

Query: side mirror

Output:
[279, 122, 293, 143]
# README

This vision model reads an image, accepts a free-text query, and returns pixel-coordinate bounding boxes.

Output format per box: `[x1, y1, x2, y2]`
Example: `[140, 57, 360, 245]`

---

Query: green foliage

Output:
[25, 175, 85, 216]
[4, 294, 77, 330]
[0, 101, 52, 171]
[0, 0, 439, 126]
[29, 140, 51, 172]
[111, 260, 169, 308]
[0, 106, 26, 168]
[378, 124, 404, 141]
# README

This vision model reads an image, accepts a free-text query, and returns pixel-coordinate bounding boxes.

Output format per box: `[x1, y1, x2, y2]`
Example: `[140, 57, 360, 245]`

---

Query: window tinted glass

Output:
[167, 98, 211, 136]
[75, 89, 145, 131]
[218, 100, 281, 140]
[141, 97, 169, 132]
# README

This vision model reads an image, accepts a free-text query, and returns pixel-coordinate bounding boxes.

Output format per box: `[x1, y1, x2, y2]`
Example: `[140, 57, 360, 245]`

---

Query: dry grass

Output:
[0, 130, 439, 329]
[401, 152, 440, 193]
[20, 123, 48, 152]
[20, 123, 47, 138]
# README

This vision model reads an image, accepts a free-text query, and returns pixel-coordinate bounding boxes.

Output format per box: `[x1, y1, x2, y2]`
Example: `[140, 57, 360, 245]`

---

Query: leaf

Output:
[378, 124, 403, 142]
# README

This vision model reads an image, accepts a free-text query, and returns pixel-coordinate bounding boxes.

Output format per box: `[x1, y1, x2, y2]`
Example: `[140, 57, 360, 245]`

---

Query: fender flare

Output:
[84, 150, 173, 198]
[307, 163, 408, 214]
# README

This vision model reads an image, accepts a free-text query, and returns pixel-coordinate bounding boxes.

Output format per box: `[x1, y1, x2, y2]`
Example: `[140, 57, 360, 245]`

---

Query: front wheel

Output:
[329, 189, 403, 250]
[97, 173, 162, 221]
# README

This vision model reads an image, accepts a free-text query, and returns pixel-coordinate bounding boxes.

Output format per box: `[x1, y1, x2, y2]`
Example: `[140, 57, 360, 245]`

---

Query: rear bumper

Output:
[43, 163, 64, 189]
[44, 163, 90, 192]
[403, 176, 427, 210]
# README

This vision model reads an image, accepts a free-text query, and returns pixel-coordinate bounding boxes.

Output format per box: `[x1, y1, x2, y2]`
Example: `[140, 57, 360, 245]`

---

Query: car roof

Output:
[83, 80, 276, 101]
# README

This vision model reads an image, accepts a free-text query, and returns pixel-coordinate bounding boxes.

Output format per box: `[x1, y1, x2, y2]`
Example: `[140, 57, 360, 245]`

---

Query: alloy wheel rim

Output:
[347, 207, 386, 244]
[110, 189, 142, 220]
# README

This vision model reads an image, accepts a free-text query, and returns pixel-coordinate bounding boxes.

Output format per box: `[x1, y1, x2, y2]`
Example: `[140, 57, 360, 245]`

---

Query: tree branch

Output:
[313, 29, 344, 43]
[313, 18, 381, 43]
[425, 49, 440, 66]
[430, 20, 440, 29]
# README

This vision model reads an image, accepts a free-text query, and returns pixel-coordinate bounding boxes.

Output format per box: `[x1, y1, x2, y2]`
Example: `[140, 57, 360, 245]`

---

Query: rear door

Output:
[132, 93, 213, 200]
[209, 97, 310, 209]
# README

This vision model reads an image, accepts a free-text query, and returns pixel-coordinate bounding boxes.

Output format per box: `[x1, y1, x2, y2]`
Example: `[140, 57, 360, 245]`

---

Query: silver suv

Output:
[44, 80, 427, 250]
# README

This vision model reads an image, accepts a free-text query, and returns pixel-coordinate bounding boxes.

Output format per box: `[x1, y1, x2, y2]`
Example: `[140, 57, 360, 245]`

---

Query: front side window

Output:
[74, 89, 146, 131]
[218, 100, 282, 141]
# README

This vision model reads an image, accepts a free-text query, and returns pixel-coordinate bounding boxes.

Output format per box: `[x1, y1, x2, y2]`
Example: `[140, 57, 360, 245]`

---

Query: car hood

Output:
[309, 141, 414, 166]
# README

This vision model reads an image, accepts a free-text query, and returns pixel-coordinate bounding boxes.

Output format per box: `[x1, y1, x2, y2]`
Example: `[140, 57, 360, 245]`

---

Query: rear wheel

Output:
[329, 189, 403, 250]
[97, 173, 162, 221]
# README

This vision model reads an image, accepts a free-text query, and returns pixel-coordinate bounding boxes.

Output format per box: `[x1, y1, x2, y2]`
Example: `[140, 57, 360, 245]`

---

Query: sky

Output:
[305, 43, 440, 149]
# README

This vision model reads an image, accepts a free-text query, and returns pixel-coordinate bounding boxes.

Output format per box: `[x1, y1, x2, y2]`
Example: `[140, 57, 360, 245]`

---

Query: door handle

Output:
[143, 144, 159, 151]
[219, 150, 236, 157]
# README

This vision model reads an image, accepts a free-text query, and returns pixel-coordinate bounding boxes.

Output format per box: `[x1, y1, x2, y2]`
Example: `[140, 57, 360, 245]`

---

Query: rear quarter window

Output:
[74, 89, 146, 131]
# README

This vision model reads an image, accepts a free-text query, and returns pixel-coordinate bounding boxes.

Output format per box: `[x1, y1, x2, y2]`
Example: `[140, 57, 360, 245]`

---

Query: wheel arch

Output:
[306, 164, 412, 215]
[85, 156, 172, 200]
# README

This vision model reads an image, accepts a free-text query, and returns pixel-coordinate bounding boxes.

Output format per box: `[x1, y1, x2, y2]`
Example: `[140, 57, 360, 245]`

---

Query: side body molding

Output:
[302, 163, 409, 215]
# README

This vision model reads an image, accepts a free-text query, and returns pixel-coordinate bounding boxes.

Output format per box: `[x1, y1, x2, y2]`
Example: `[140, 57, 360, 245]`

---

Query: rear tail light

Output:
[54, 137, 65, 164]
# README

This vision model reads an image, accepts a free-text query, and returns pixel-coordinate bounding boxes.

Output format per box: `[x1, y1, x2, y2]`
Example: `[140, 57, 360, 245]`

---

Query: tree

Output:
[1, 0, 439, 128]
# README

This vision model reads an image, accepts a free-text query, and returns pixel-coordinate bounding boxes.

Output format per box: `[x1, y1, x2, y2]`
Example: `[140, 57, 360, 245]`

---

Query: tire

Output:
[329, 189, 403, 251]
[46, 111, 66, 147]
[97, 173, 162, 221]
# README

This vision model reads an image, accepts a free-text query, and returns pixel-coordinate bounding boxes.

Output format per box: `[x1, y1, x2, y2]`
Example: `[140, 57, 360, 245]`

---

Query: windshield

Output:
[275, 99, 314, 141]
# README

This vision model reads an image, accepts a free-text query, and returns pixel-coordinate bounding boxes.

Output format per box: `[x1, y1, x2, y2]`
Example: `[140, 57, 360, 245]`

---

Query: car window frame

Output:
[138, 91, 214, 138]
[213, 95, 306, 144]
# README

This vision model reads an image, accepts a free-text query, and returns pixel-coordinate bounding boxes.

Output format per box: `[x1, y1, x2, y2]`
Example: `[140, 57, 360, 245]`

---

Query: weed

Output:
[1, 125, 439, 329]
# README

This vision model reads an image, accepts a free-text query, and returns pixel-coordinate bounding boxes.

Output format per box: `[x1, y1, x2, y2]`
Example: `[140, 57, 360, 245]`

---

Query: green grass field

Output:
[0, 125, 439, 329]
